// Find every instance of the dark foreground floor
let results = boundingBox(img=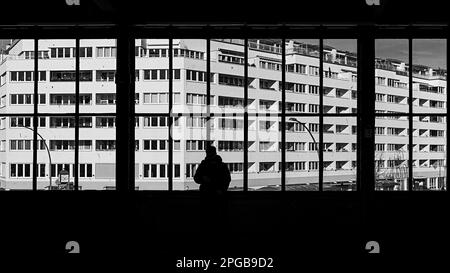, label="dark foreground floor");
[0,191,448,271]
